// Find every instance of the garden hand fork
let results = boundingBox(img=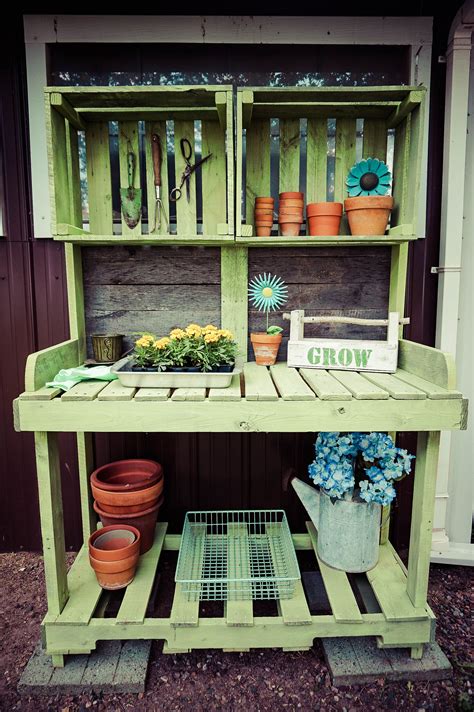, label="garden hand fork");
[151,133,168,232]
